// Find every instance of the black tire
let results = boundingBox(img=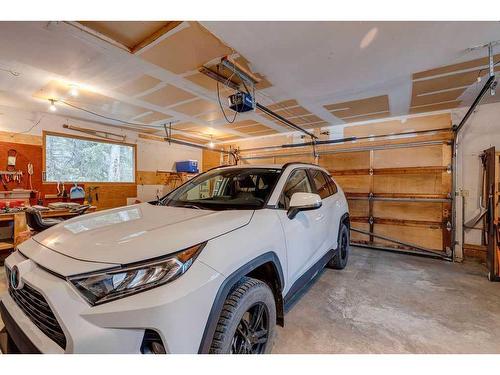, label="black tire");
[328,223,349,269]
[209,277,276,354]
